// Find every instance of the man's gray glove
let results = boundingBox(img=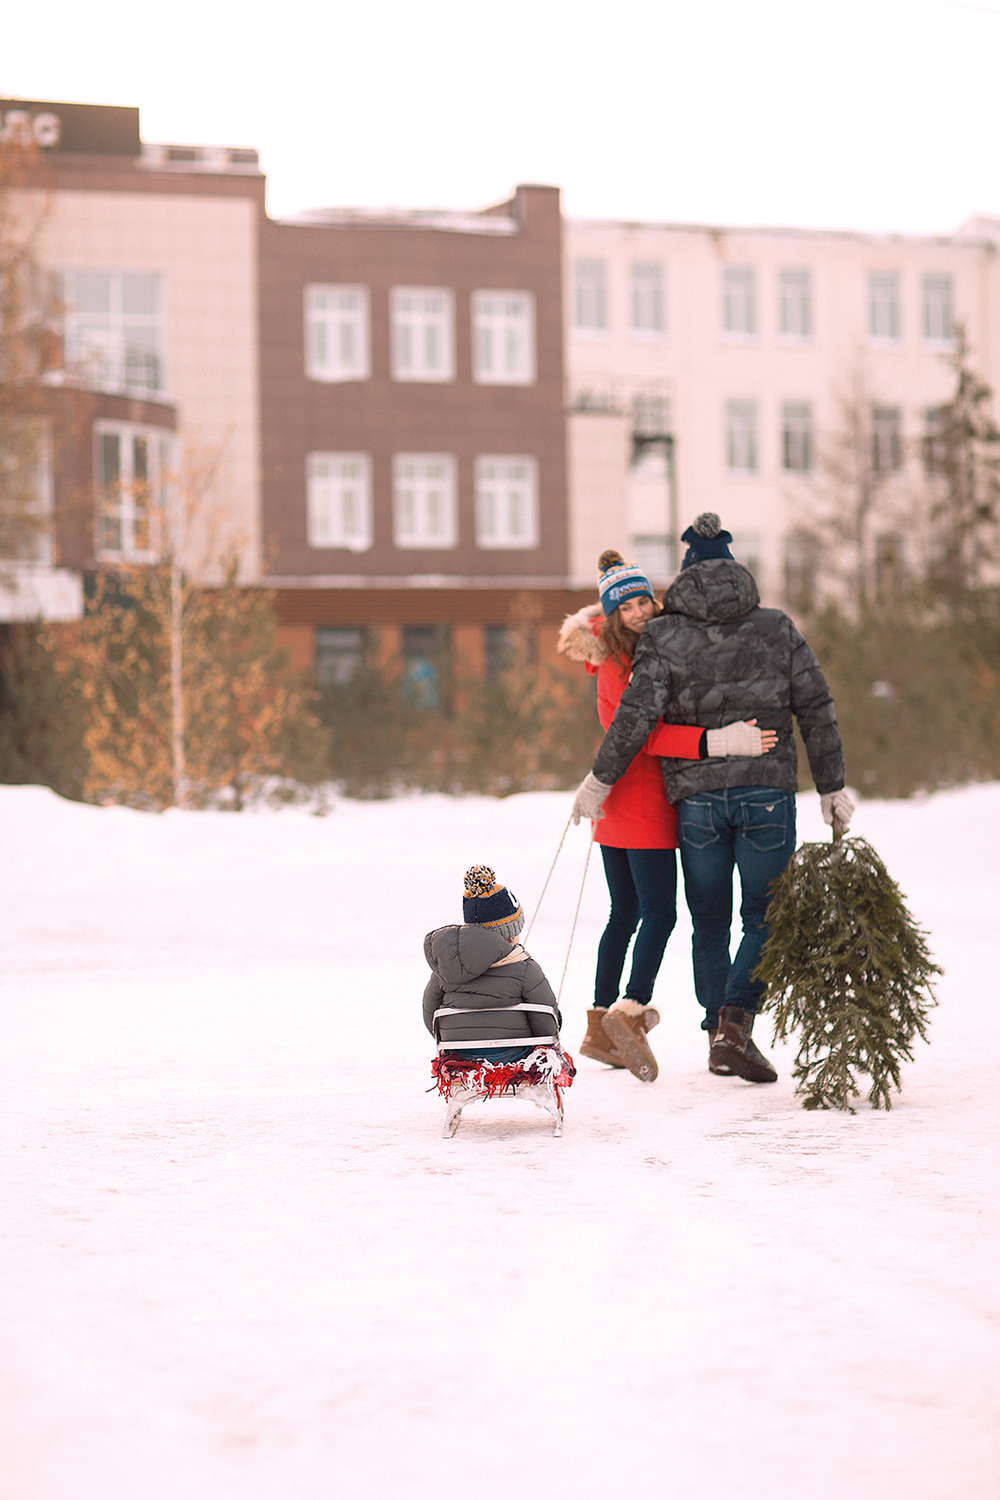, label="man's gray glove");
[820,789,856,830]
[571,772,614,825]
[706,721,764,757]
